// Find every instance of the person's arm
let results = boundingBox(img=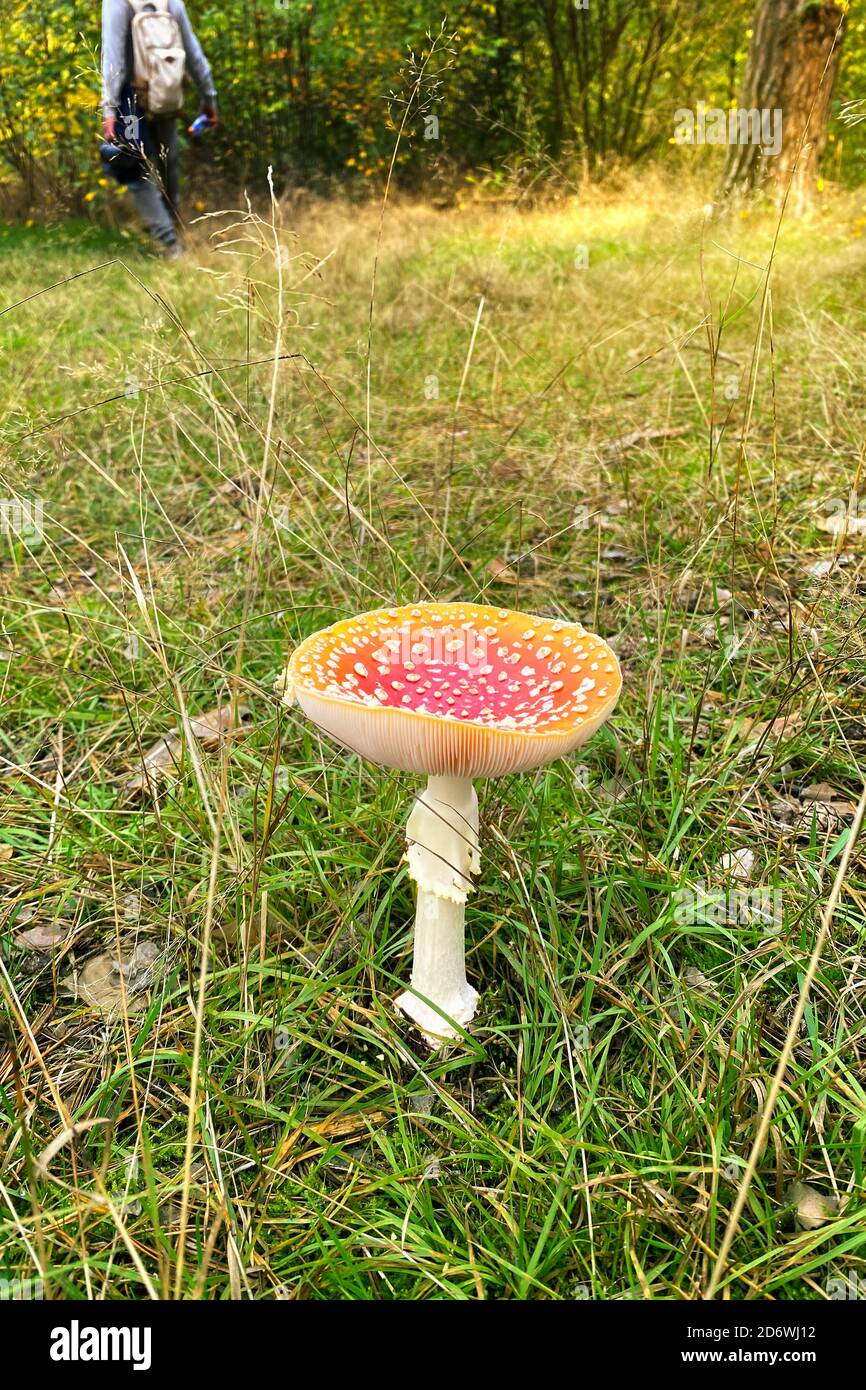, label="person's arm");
[172,1,218,119]
[101,0,131,135]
